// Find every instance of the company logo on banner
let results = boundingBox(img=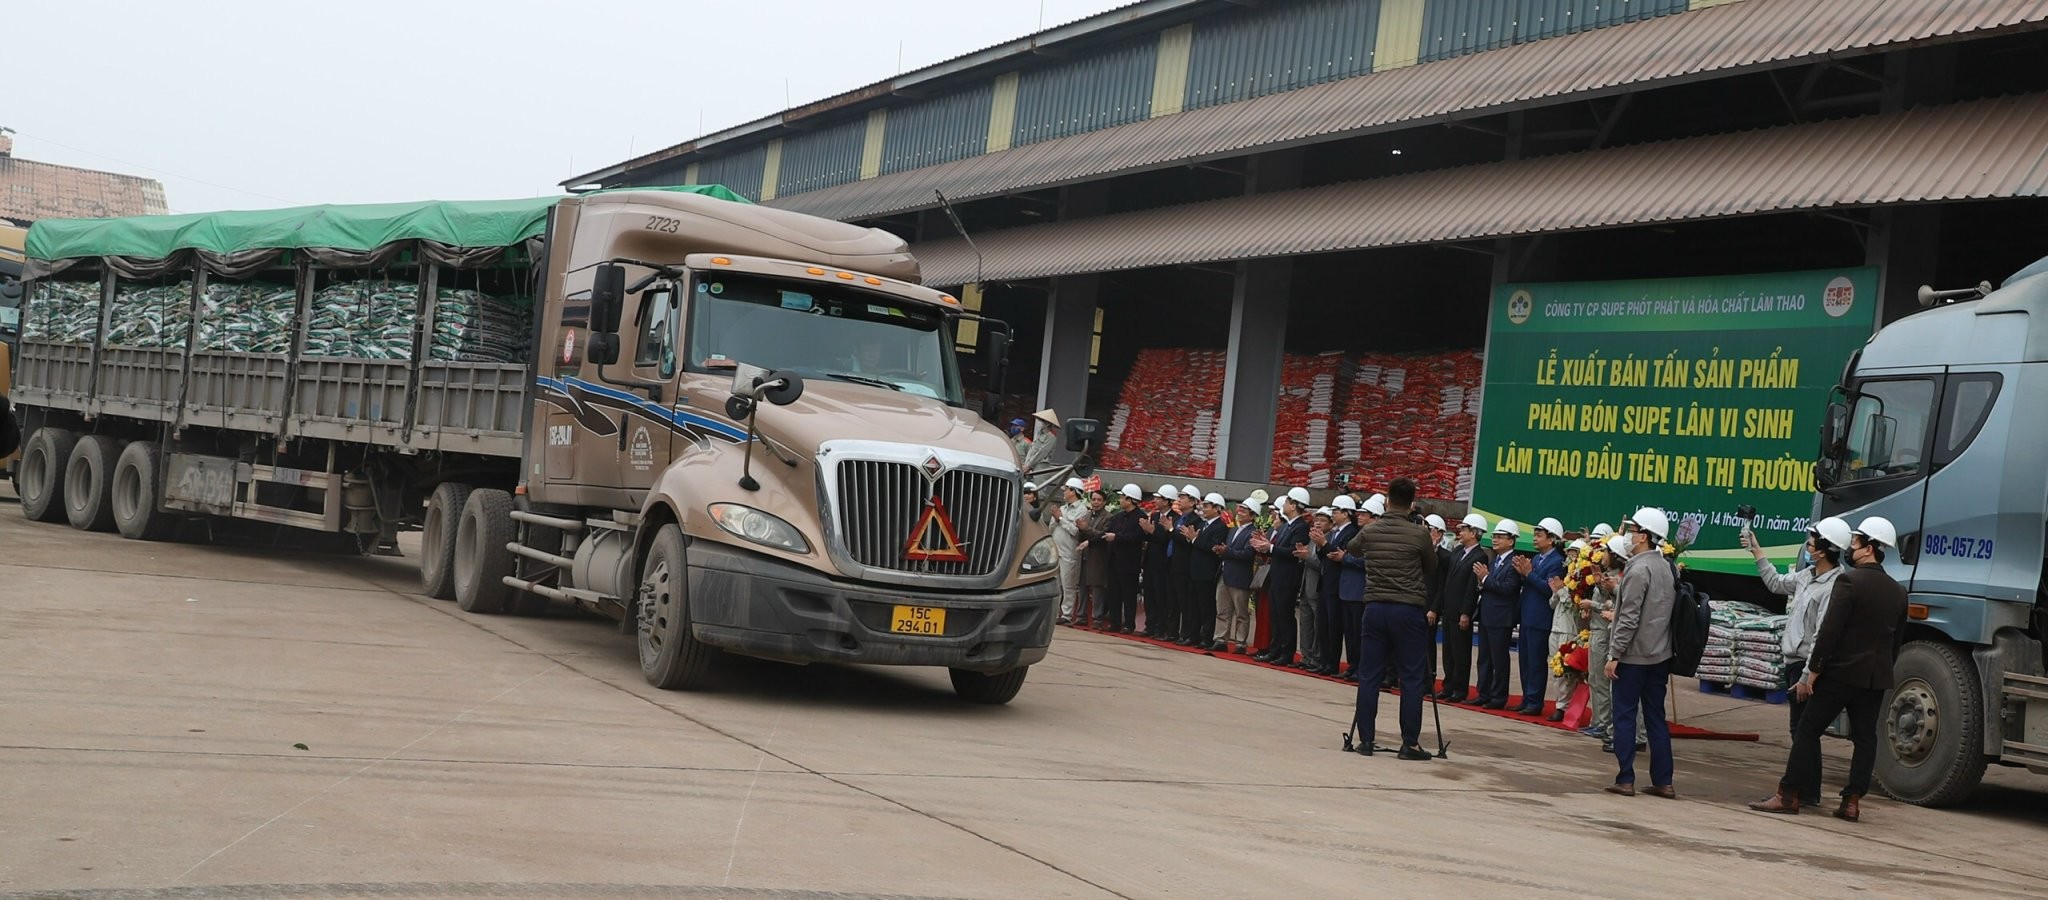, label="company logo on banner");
[1468,268,1878,575]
